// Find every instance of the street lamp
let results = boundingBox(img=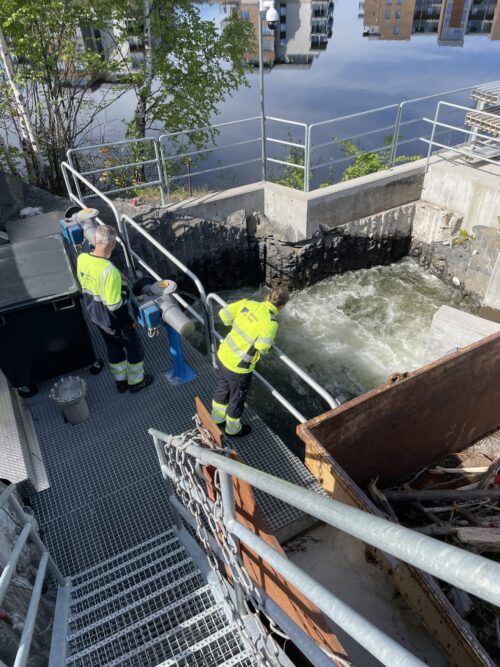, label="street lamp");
[257,0,278,181]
